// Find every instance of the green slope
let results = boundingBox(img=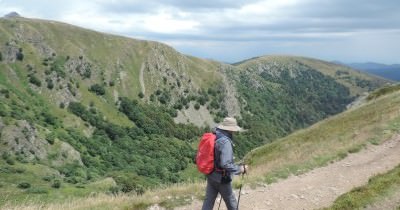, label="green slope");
[245,86,400,184]
[0,16,392,207]
[4,81,399,210]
